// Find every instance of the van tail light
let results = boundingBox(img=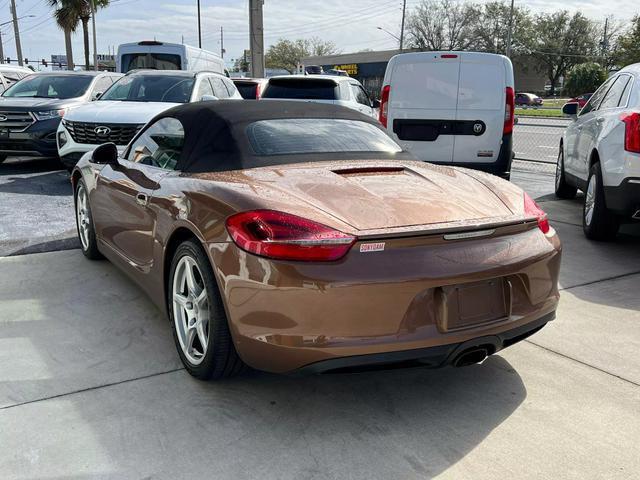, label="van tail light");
[504,86,515,135]
[620,112,640,153]
[379,84,391,128]
[523,192,550,234]
[226,210,356,262]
